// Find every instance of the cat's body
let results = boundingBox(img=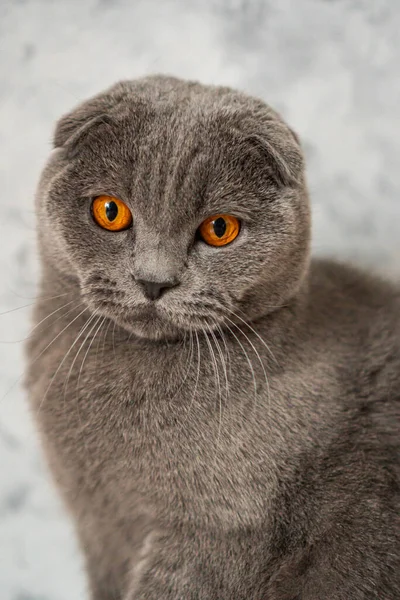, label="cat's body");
[26,76,399,599]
